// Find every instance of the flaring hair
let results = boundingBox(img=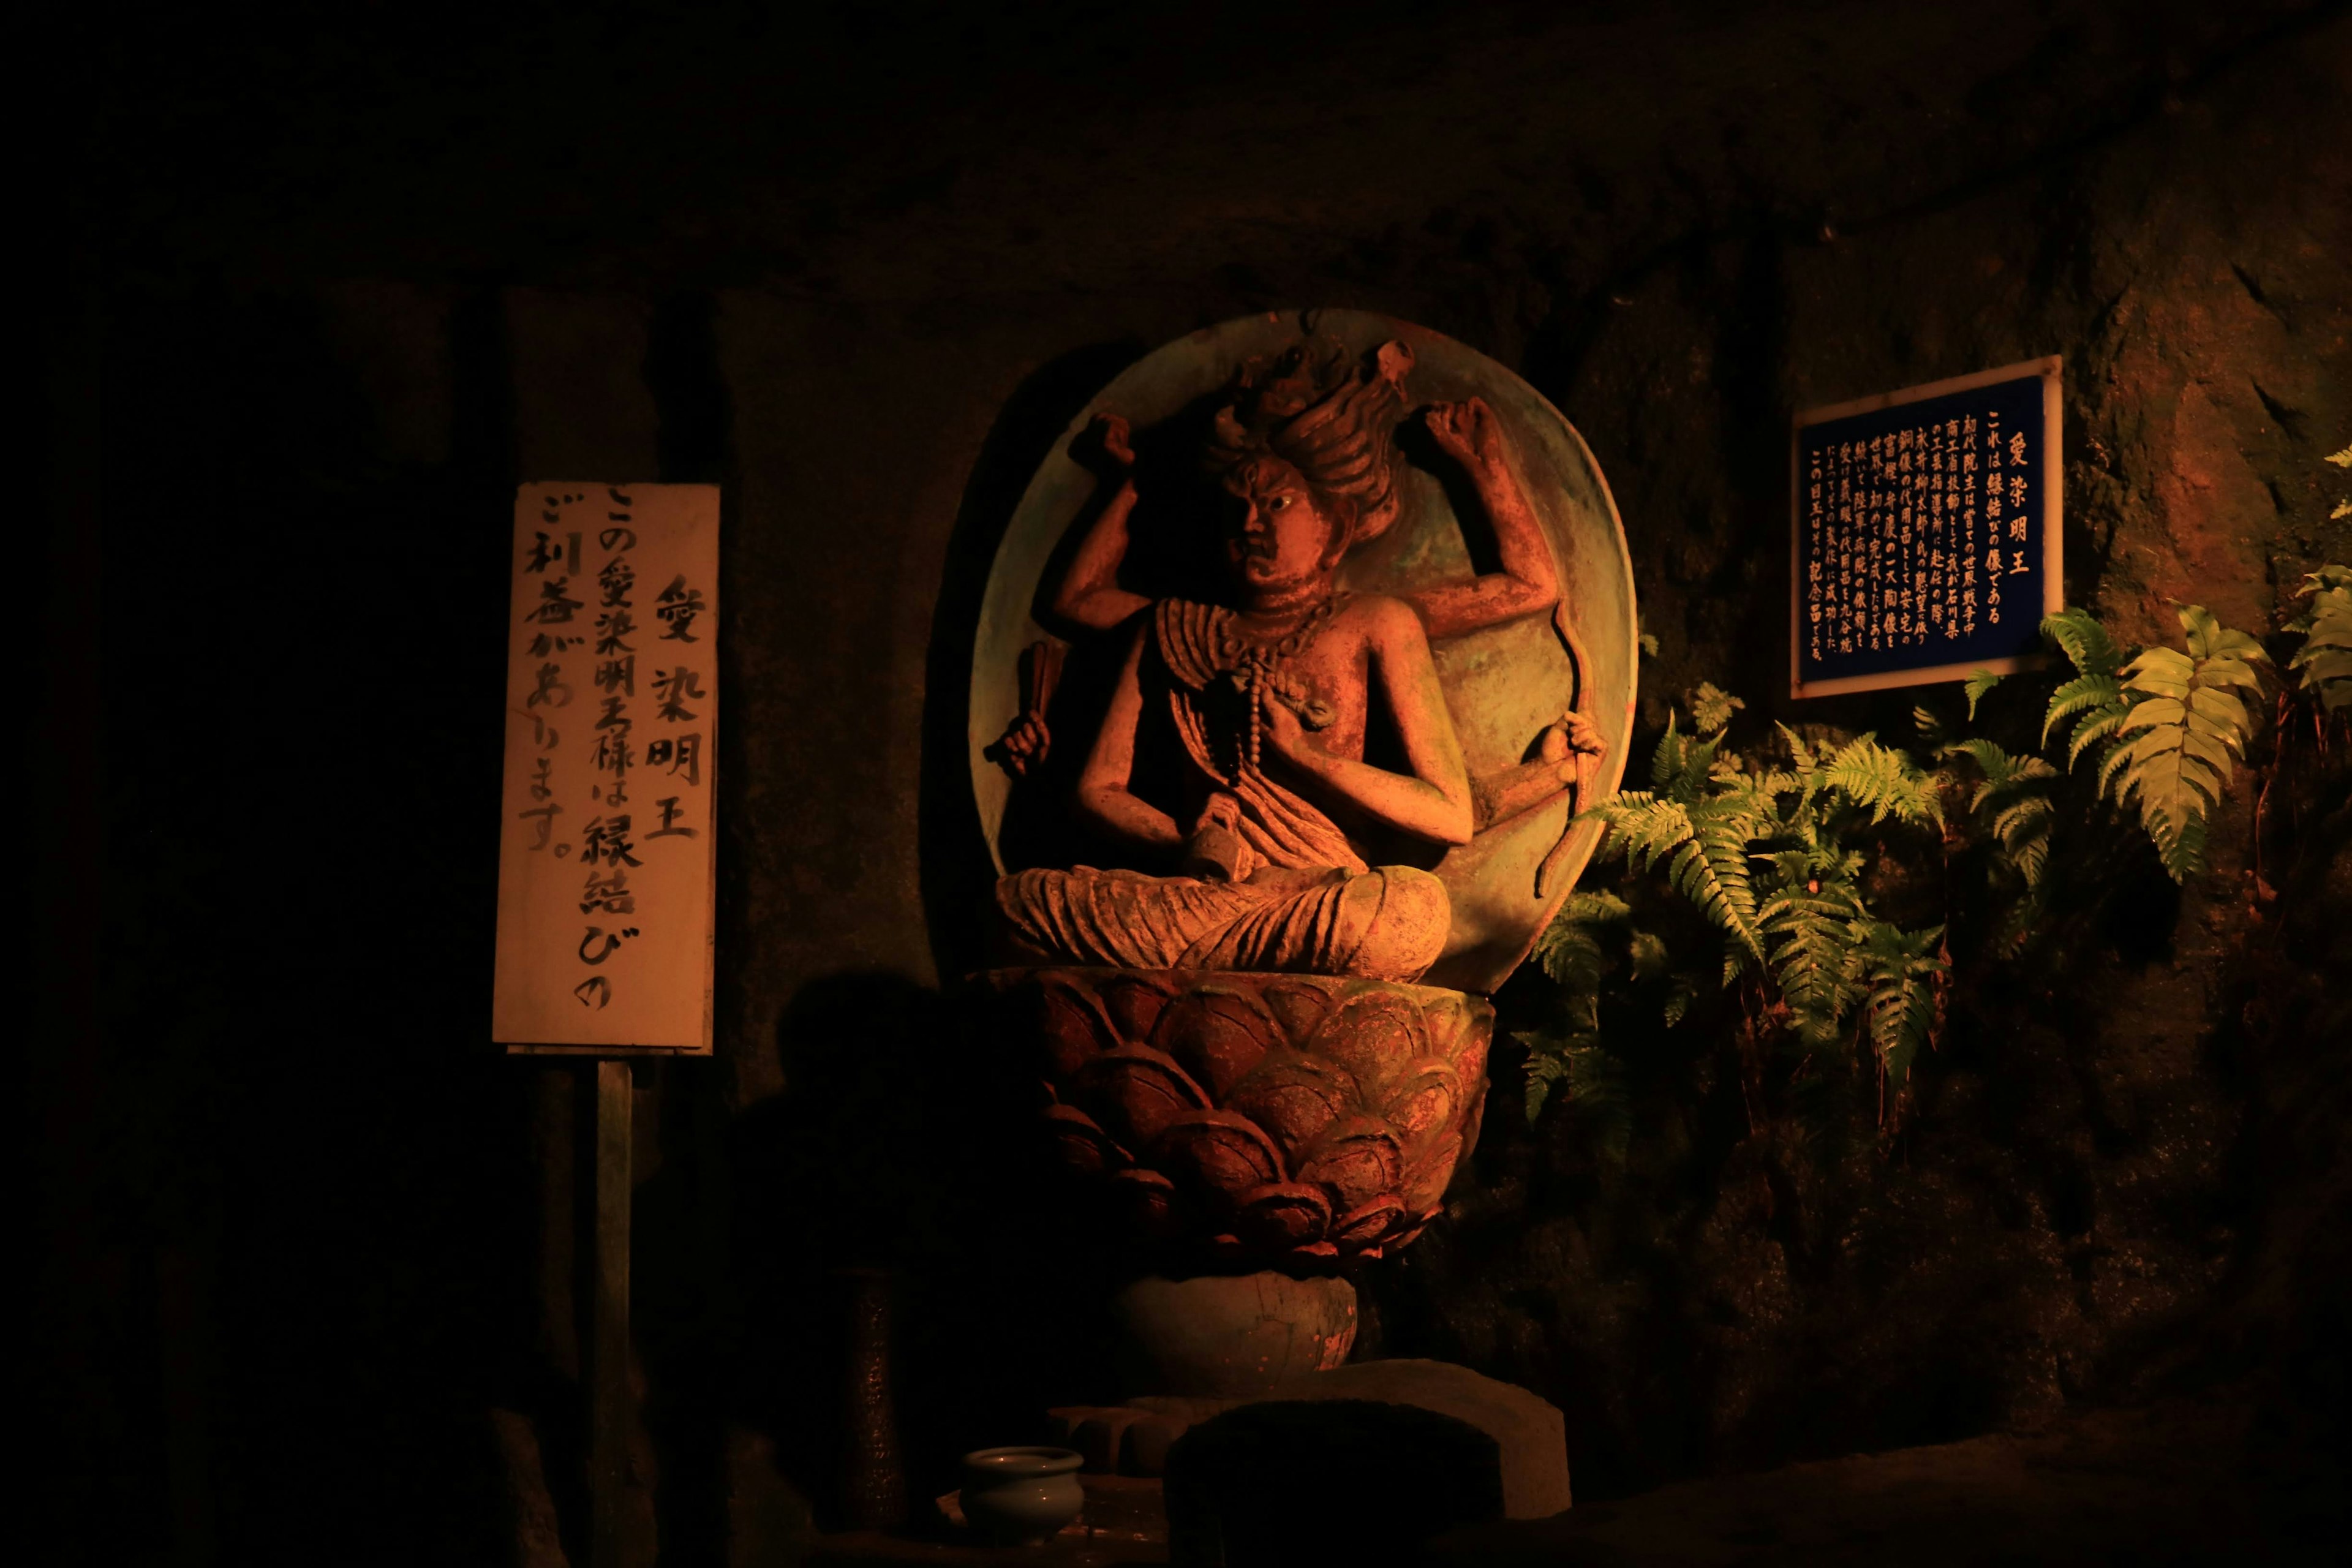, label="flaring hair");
[1203,337,1415,551]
